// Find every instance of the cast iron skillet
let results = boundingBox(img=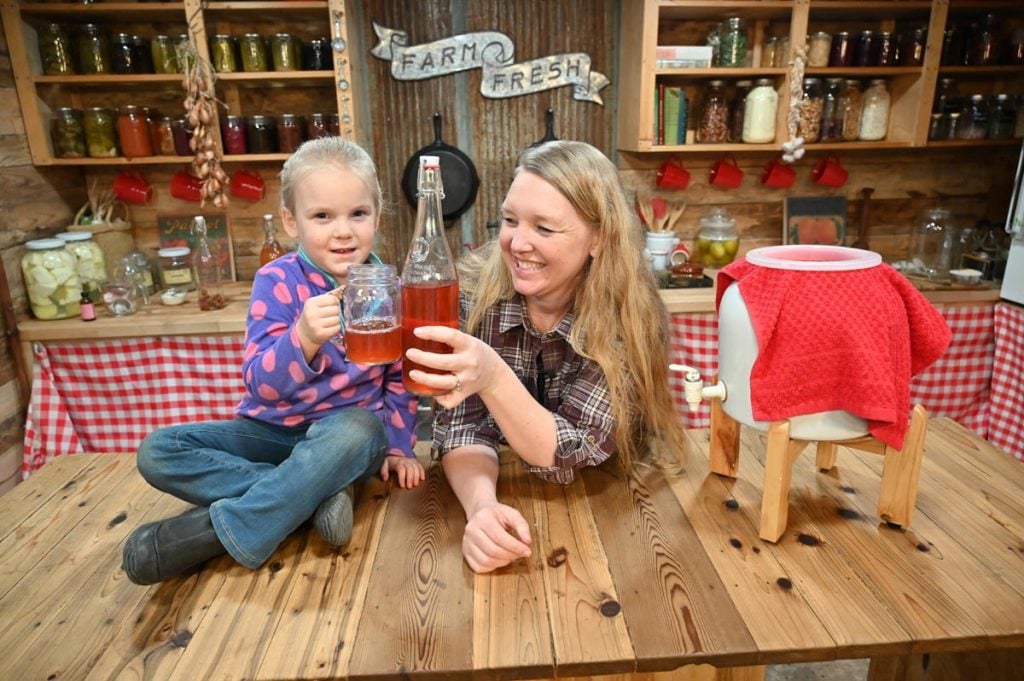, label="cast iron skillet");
[401,112,480,222]
[528,107,558,148]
